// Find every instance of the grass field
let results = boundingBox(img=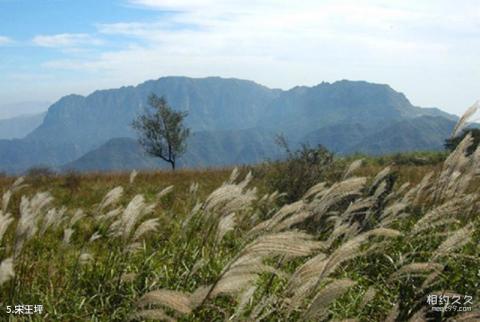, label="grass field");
[0,143,478,321]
